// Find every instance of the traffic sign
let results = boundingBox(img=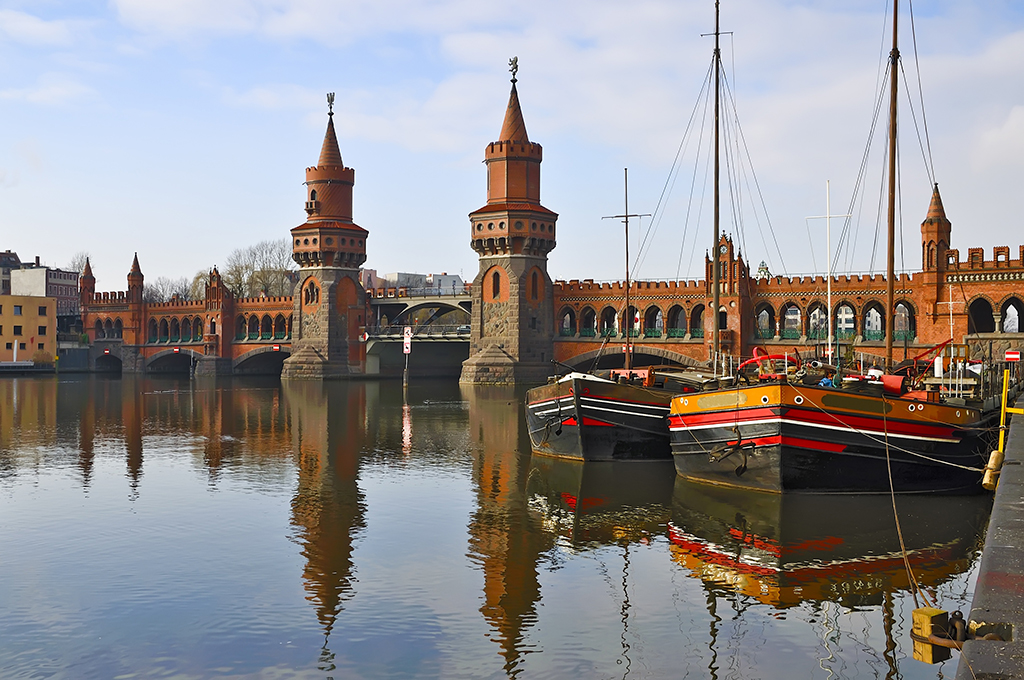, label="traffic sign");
[1006,350,1020,362]
[403,337,411,354]
[403,326,413,339]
